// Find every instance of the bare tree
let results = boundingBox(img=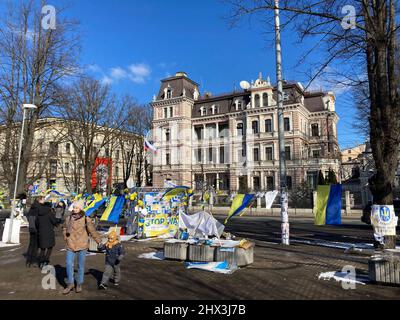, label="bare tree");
[226,0,399,206]
[59,77,126,194]
[118,101,153,187]
[0,0,79,196]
